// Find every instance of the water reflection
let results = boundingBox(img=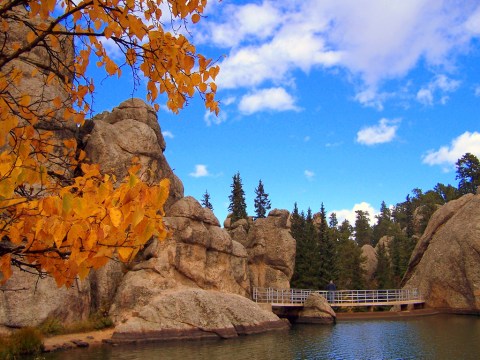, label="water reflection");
[39,315,480,360]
